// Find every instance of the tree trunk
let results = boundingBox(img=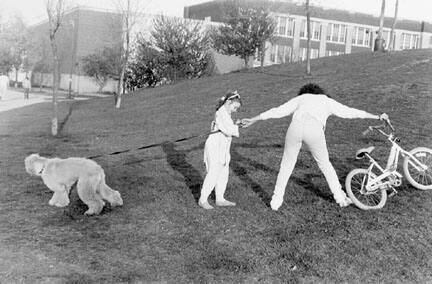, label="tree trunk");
[51,46,59,136]
[244,57,249,69]
[375,0,386,52]
[260,42,265,68]
[388,0,398,51]
[15,70,18,88]
[51,69,58,136]
[115,69,124,108]
[39,73,43,92]
[306,0,311,75]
